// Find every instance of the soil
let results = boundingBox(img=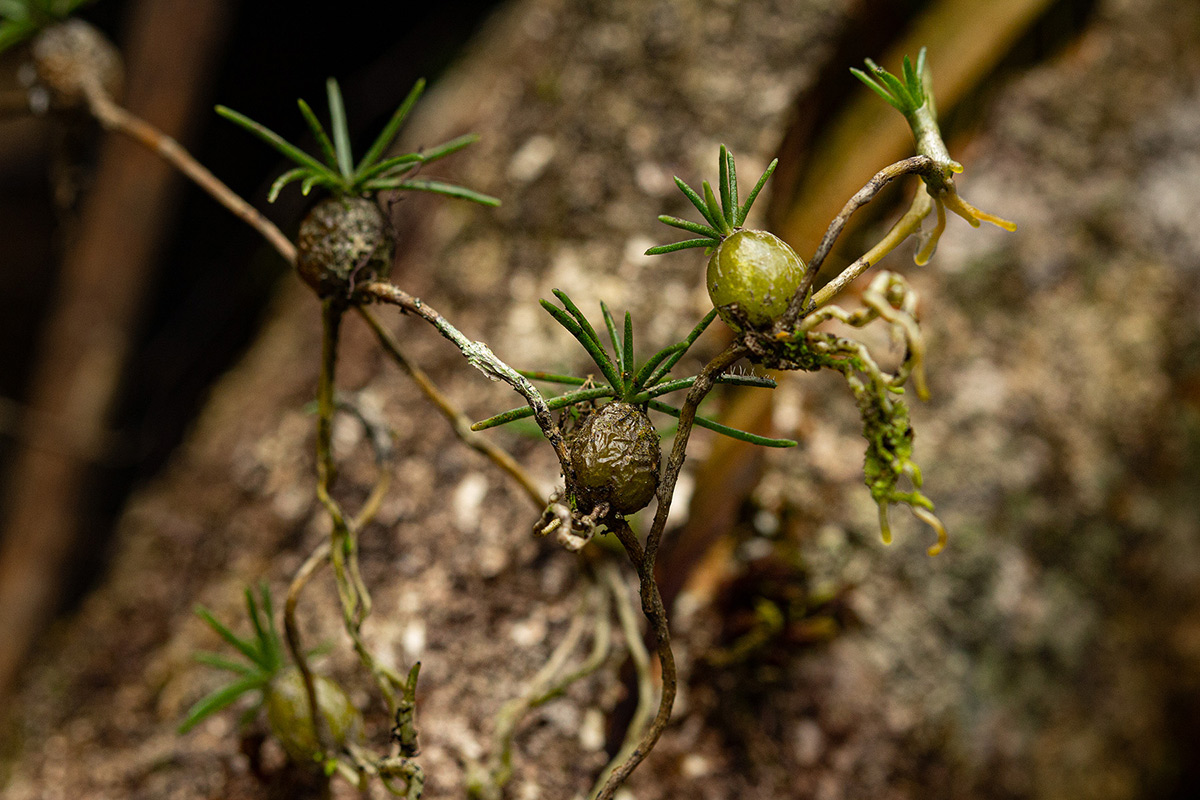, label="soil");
[5,0,1200,798]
